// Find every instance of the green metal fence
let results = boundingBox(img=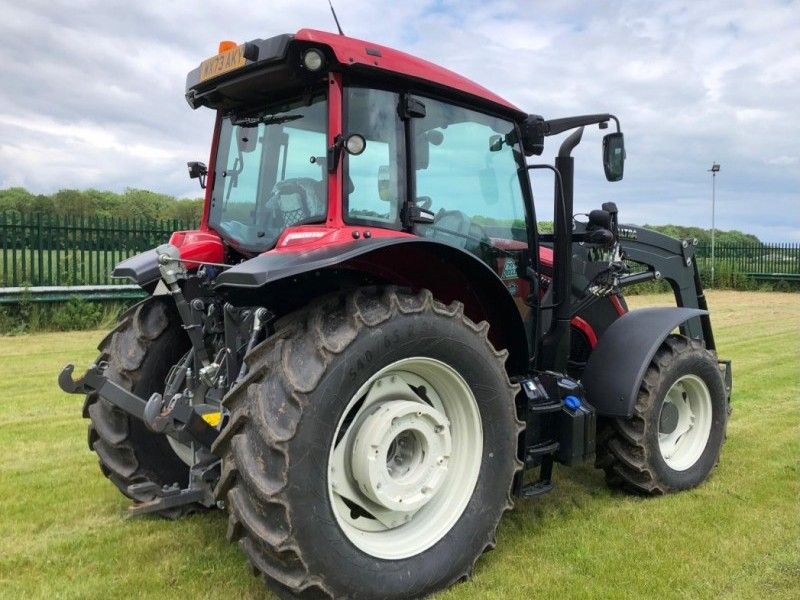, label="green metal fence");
[695,243,800,280]
[0,211,798,289]
[0,212,196,287]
